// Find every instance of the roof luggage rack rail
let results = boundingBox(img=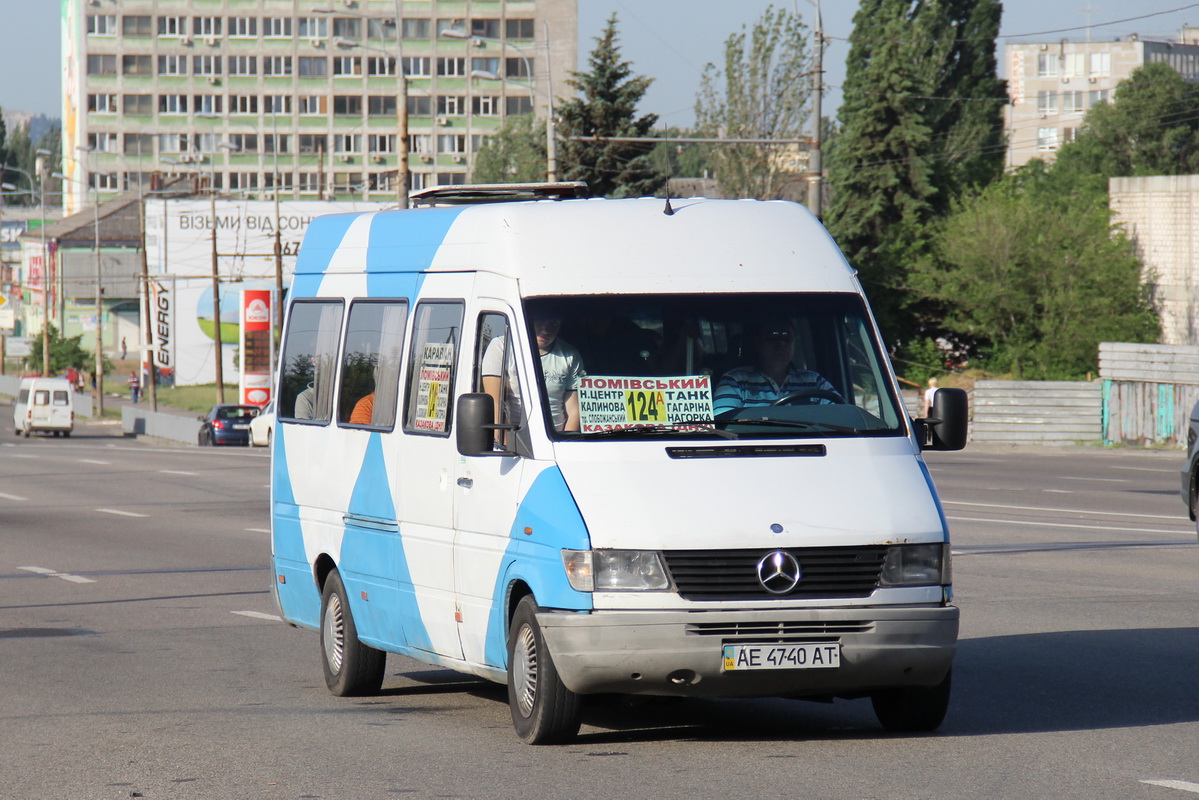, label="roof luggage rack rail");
[409,181,590,206]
